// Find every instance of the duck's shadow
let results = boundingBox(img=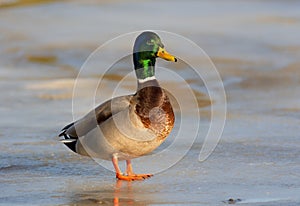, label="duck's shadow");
[67,180,155,206]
